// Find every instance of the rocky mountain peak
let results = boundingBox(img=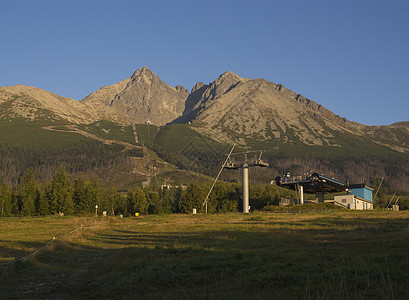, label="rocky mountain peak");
[175,84,187,92]
[191,82,207,94]
[130,66,159,84]
[218,71,242,81]
[199,71,244,104]
[219,71,243,85]
[81,67,189,126]
[132,66,153,76]
[175,85,189,99]
[171,72,246,124]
